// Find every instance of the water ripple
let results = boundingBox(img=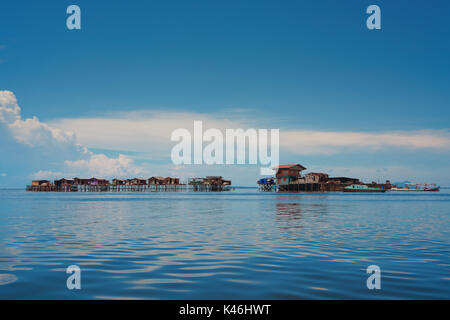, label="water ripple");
[0,189,449,299]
